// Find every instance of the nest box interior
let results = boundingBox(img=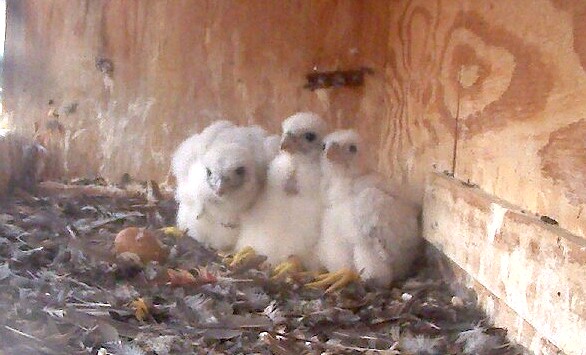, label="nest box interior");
[0,1,585,354]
